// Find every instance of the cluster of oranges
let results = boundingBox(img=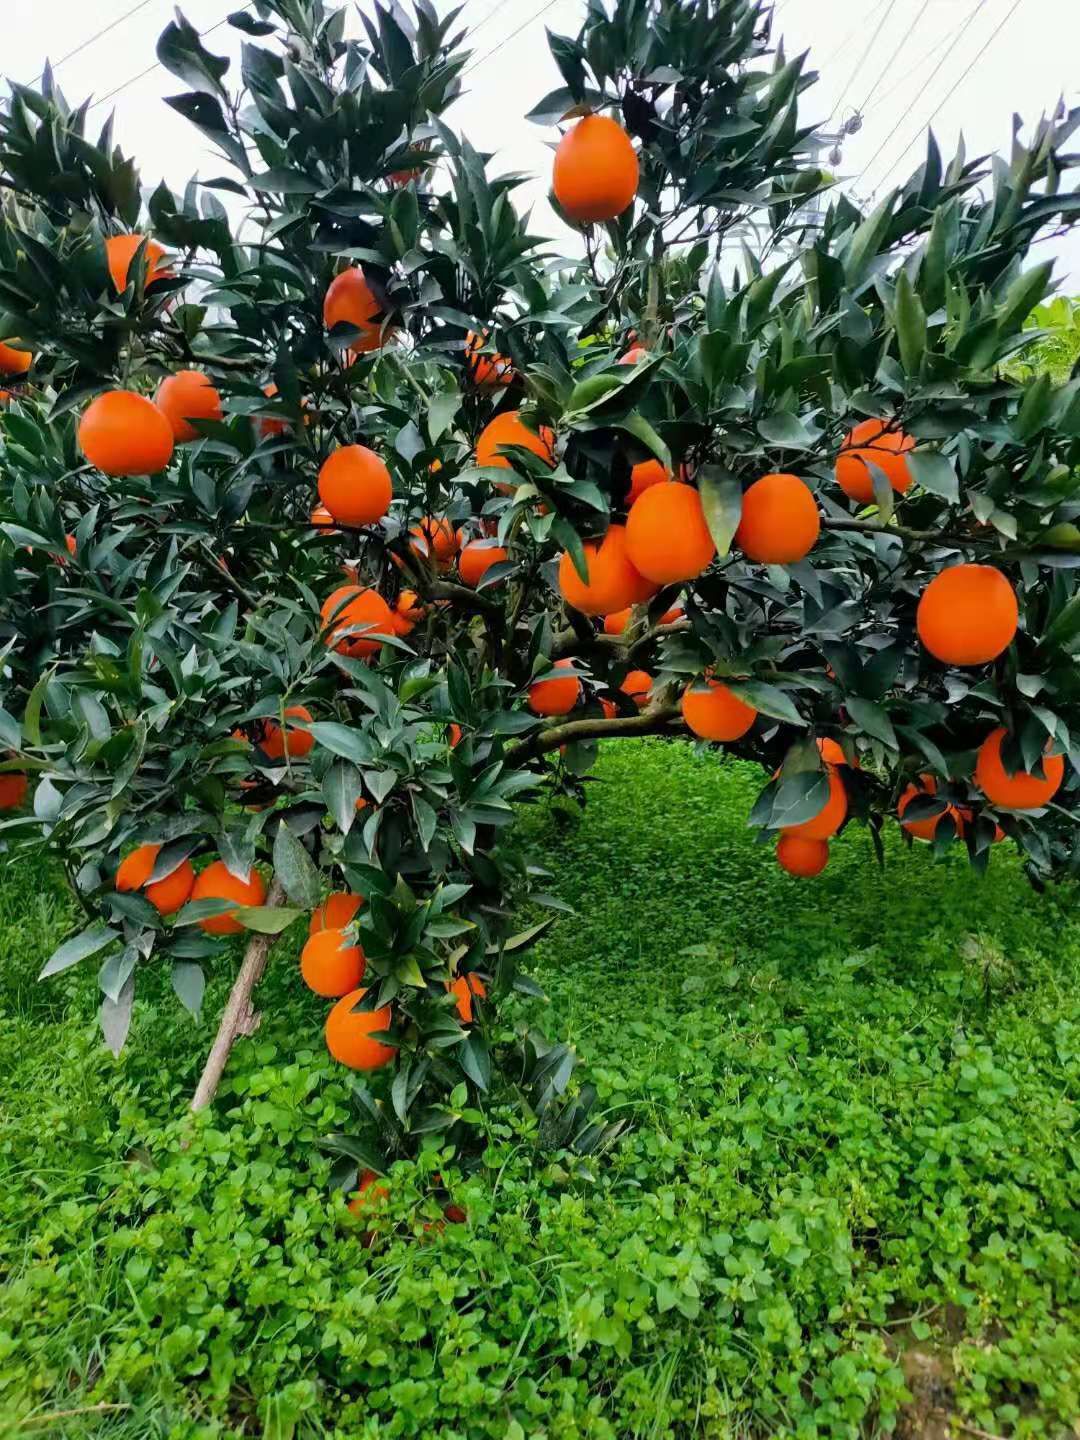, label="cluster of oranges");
[116,844,266,927]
